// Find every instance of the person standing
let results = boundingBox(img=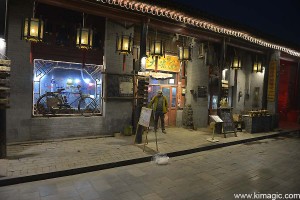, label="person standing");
[148,90,168,133]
